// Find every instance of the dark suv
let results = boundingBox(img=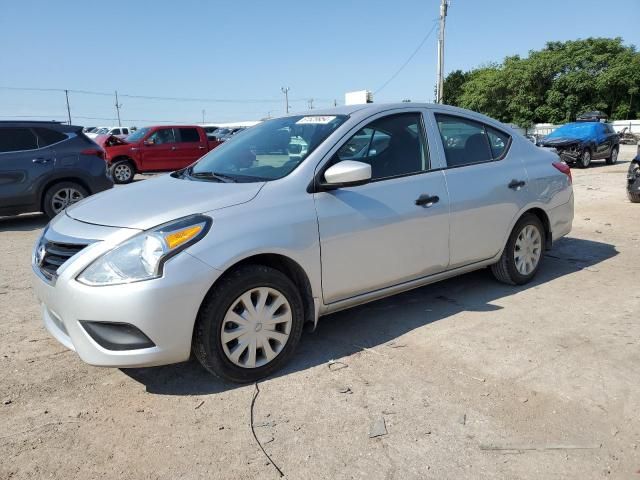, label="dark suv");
[0,121,113,218]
